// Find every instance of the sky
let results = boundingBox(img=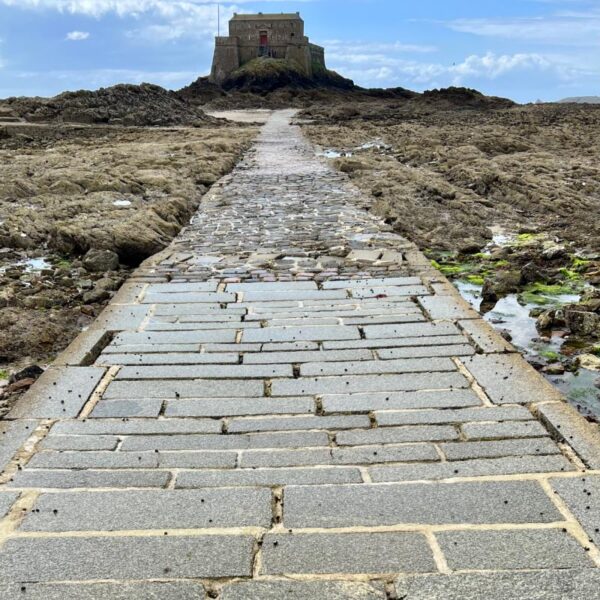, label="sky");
[0,0,598,102]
